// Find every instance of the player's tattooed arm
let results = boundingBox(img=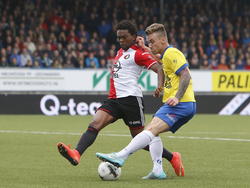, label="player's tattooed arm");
[175,67,191,100]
